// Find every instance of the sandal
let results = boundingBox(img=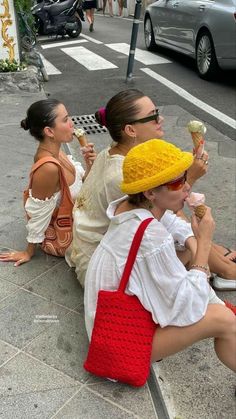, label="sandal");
[223,248,236,263]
